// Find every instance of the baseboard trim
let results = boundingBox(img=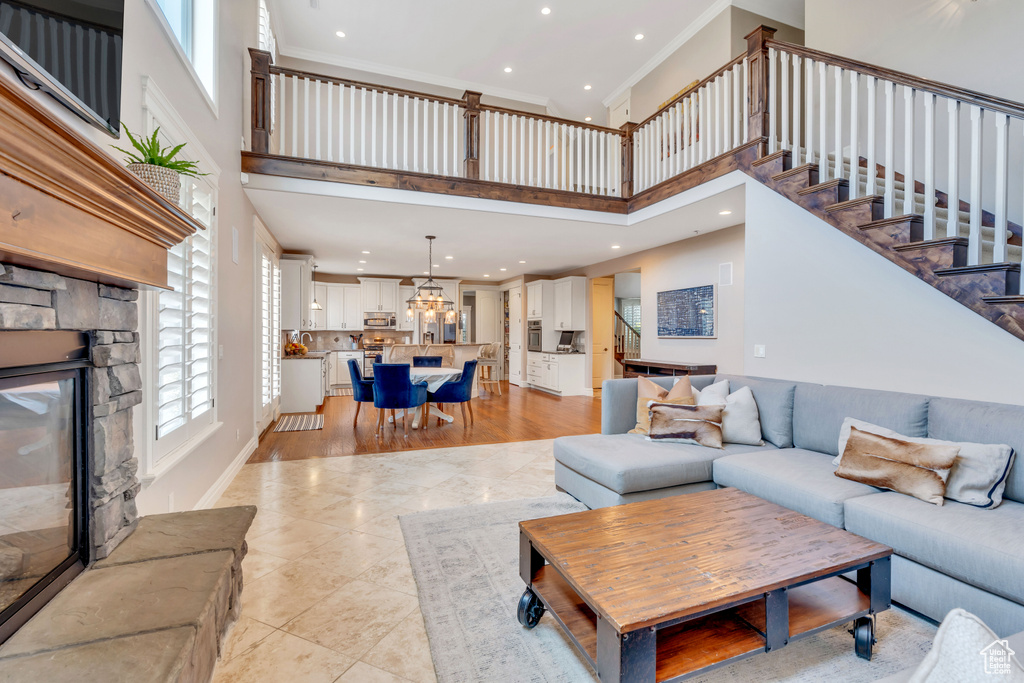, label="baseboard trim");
[194,434,258,510]
[581,388,594,397]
